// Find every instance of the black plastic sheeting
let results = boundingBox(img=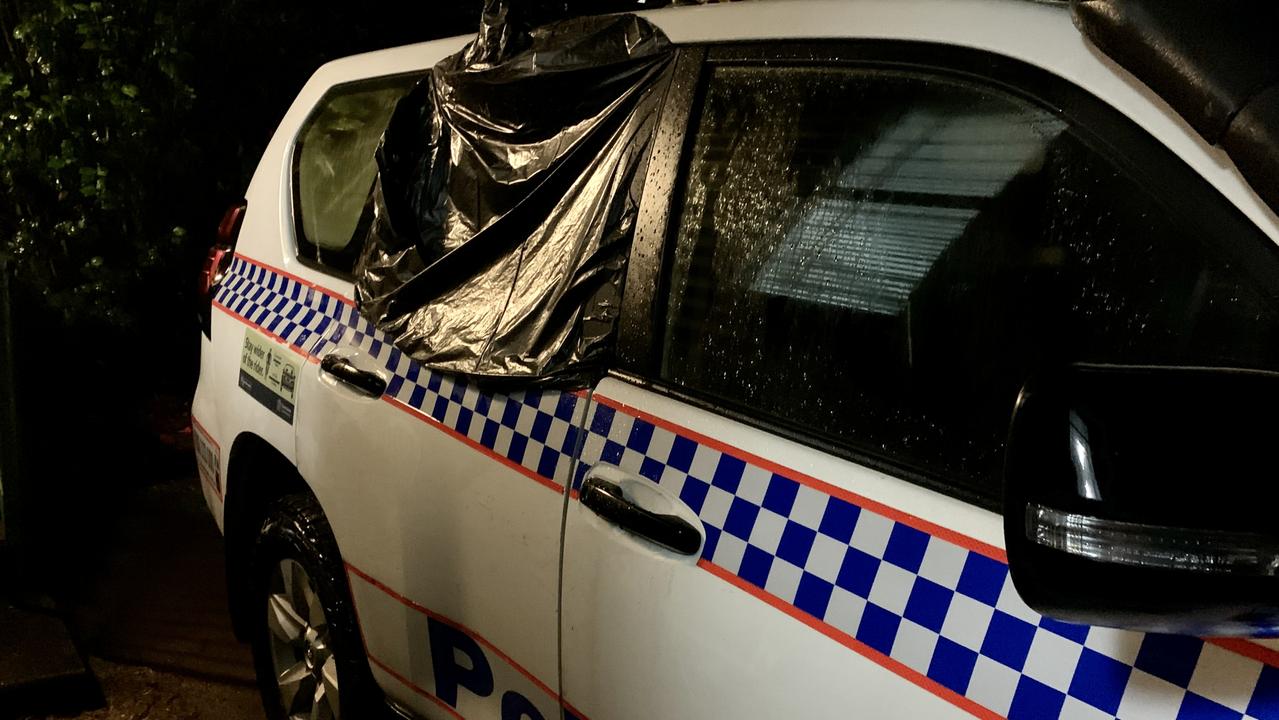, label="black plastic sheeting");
[1072,0,1279,213]
[354,6,675,385]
